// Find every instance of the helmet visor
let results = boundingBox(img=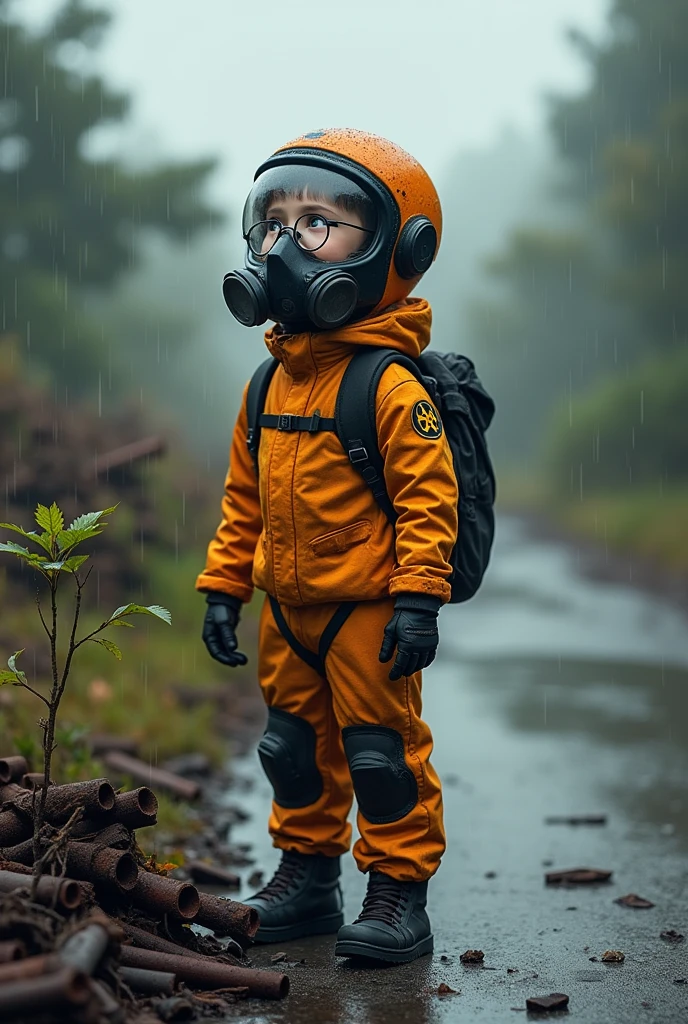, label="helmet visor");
[243,164,377,262]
